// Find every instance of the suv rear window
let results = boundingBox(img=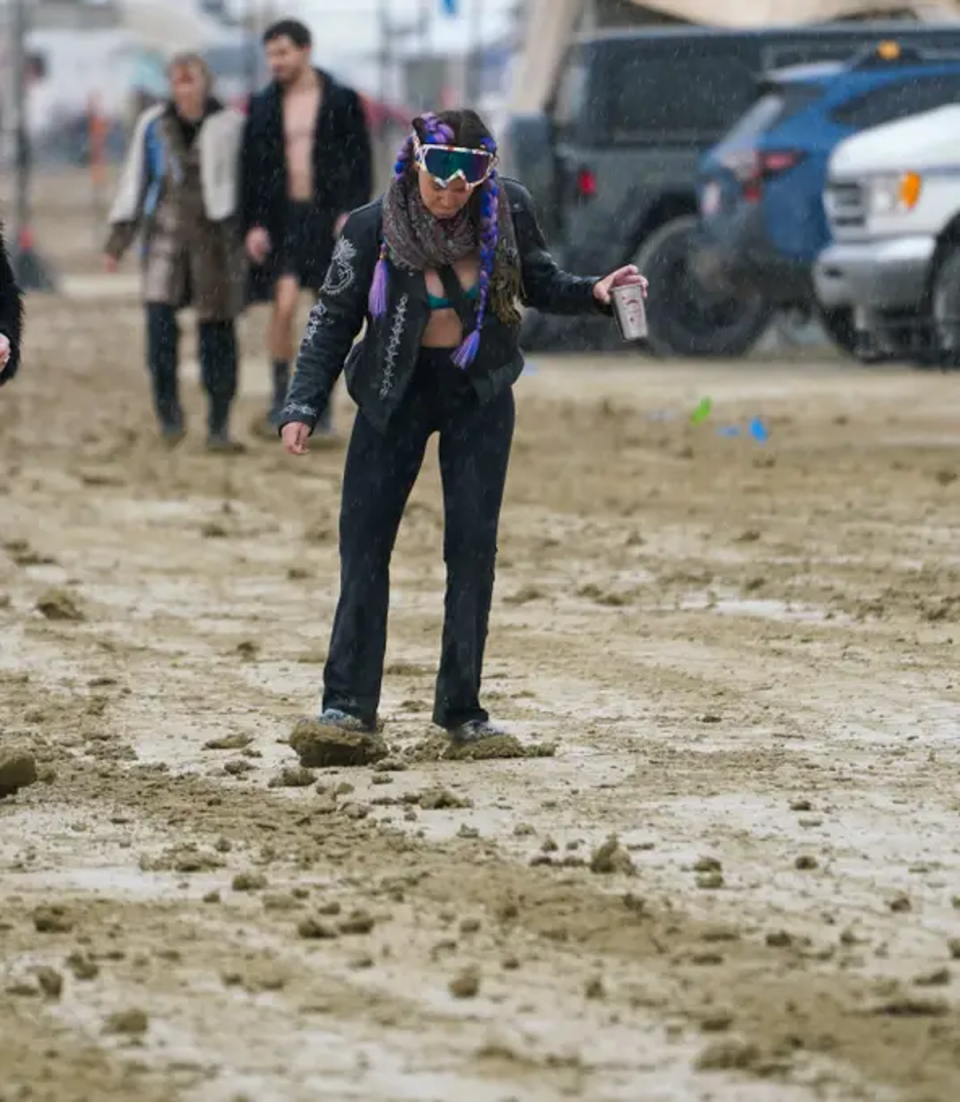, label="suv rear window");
[719,83,821,146]
[721,93,785,146]
[603,50,757,144]
[829,72,960,127]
